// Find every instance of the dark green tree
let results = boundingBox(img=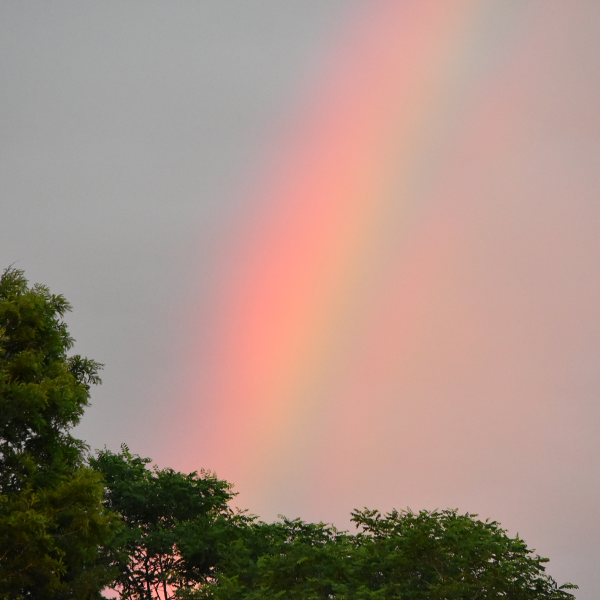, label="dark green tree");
[348,508,578,600]
[198,517,352,600]
[199,509,577,600]
[0,267,118,599]
[91,446,237,600]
